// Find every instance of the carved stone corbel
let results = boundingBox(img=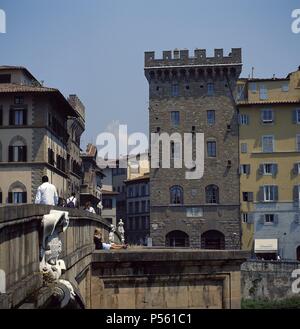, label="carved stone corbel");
[39,209,76,308]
